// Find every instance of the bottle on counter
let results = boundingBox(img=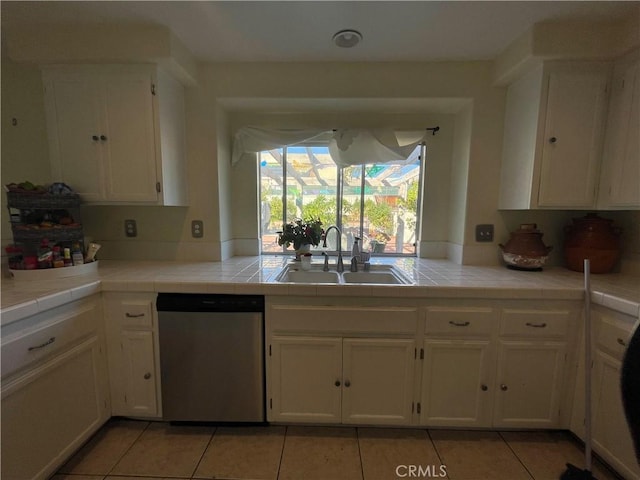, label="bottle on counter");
[52,246,64,268]
[63,247,73,267]
[37,238,53,269]
[352,236,361,258]
[71,242,84,266]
